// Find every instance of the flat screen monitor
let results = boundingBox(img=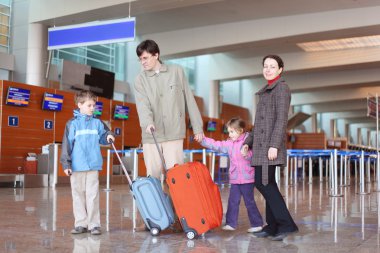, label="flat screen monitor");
[6,87,31,106]
[223,124,229,134]
[94,101,103,117]
[207,121,216,132]
[114,105,129,120]
[42,92,64,111]
[84,67,115,99]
